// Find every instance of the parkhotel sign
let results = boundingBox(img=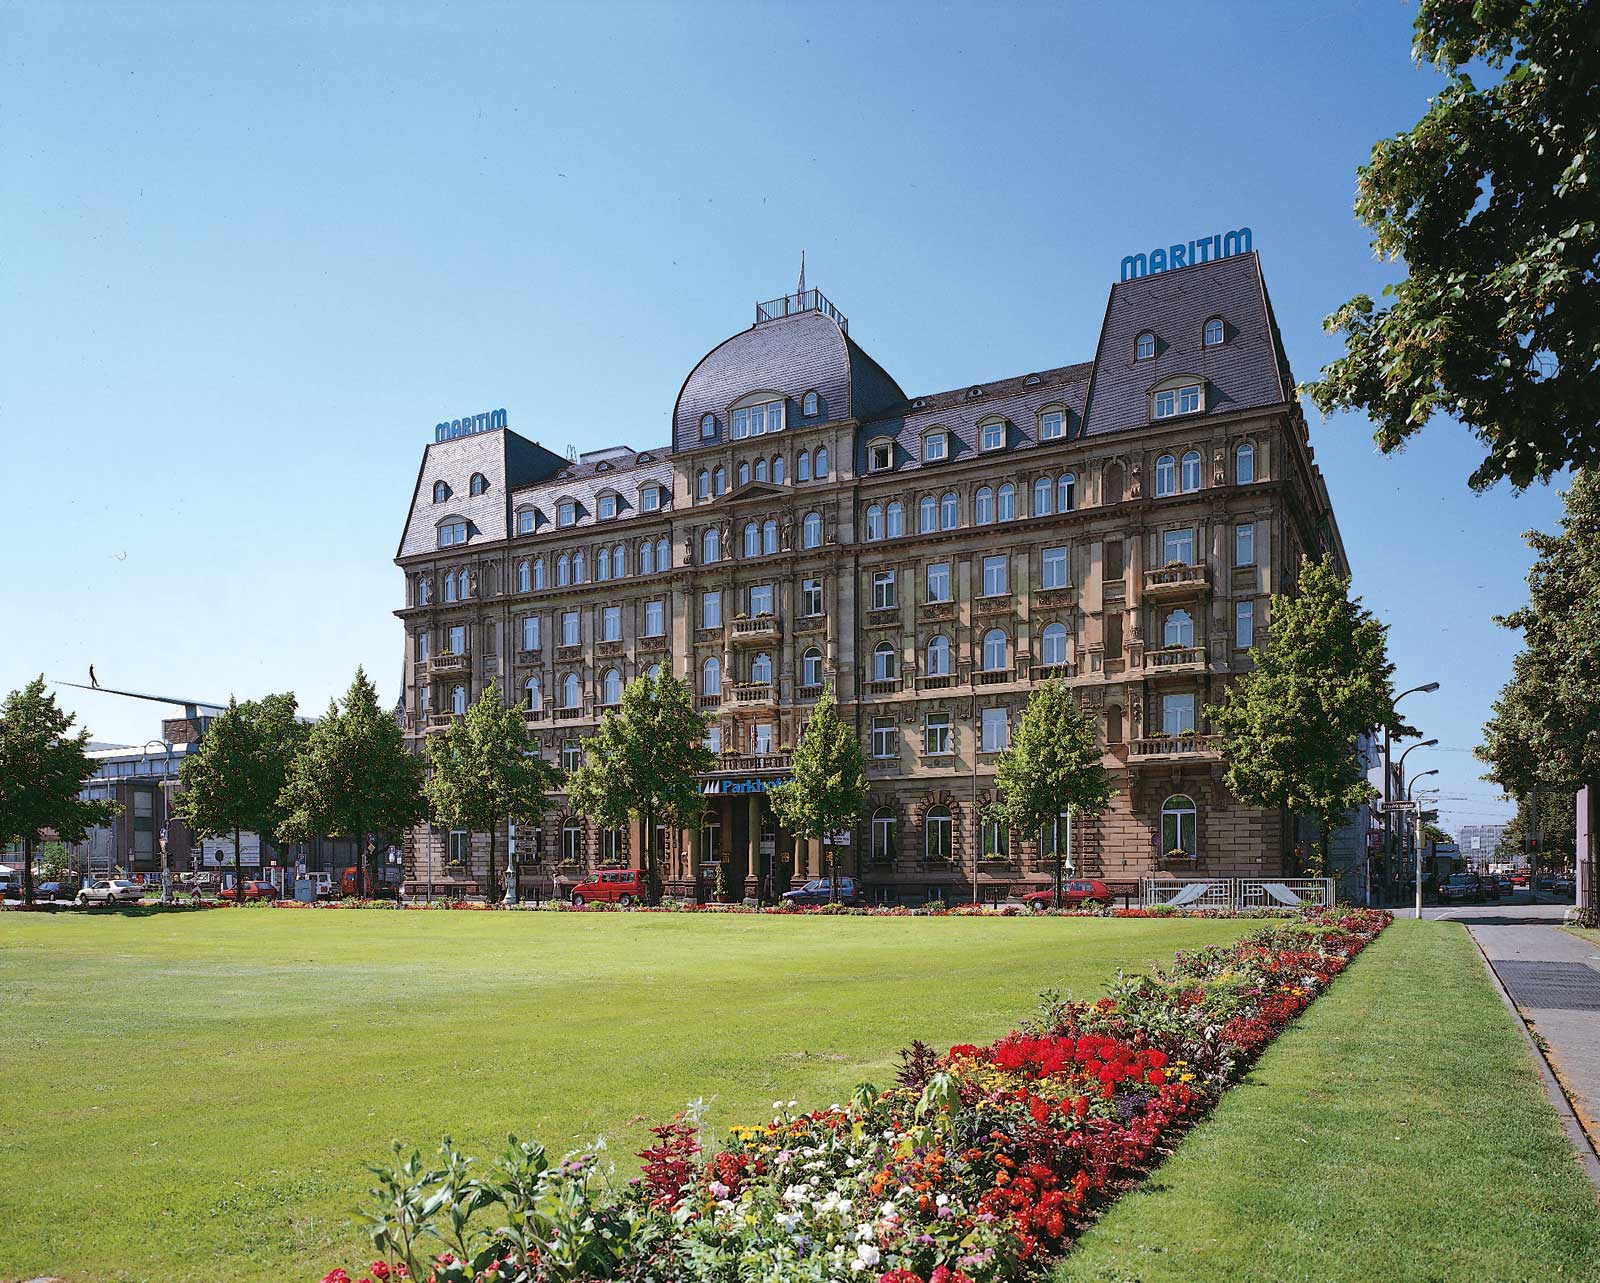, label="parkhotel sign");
[1121,226,1253,281]
[434,407,508,443]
